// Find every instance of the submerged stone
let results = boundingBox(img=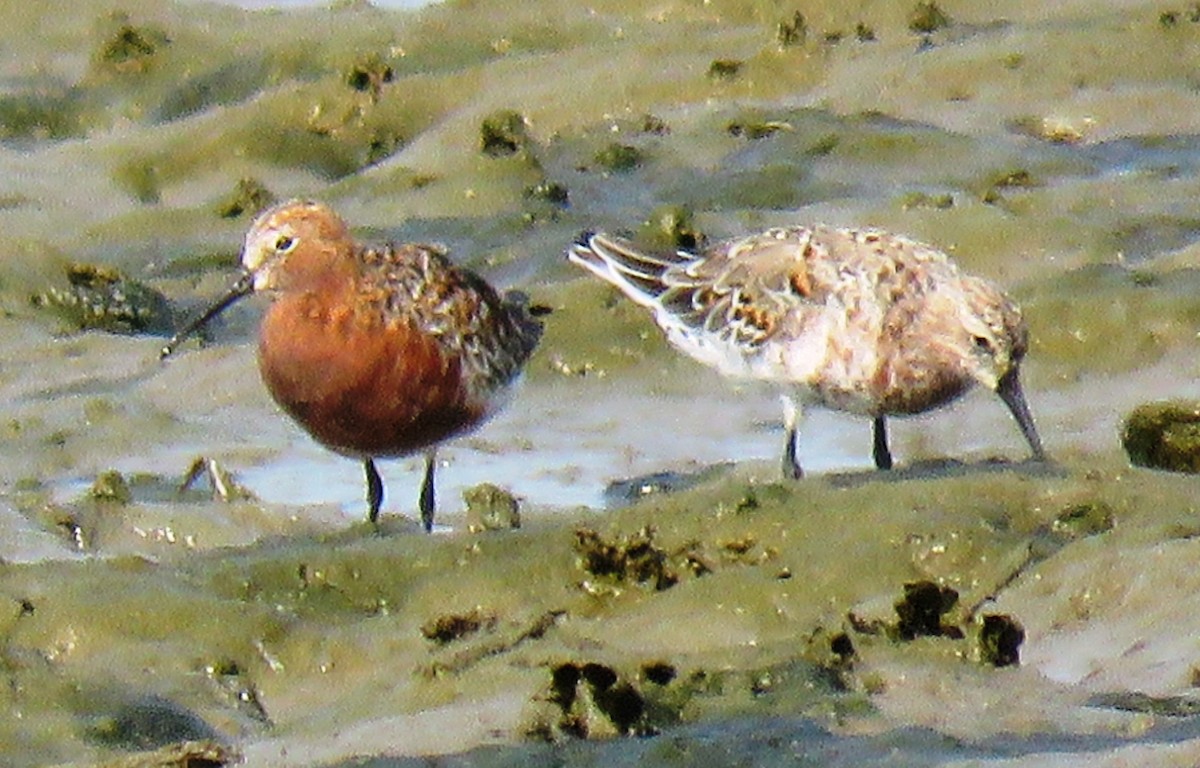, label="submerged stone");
[31,263,174,335]
[1088,691,1200,716]
[84,695,221,751]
